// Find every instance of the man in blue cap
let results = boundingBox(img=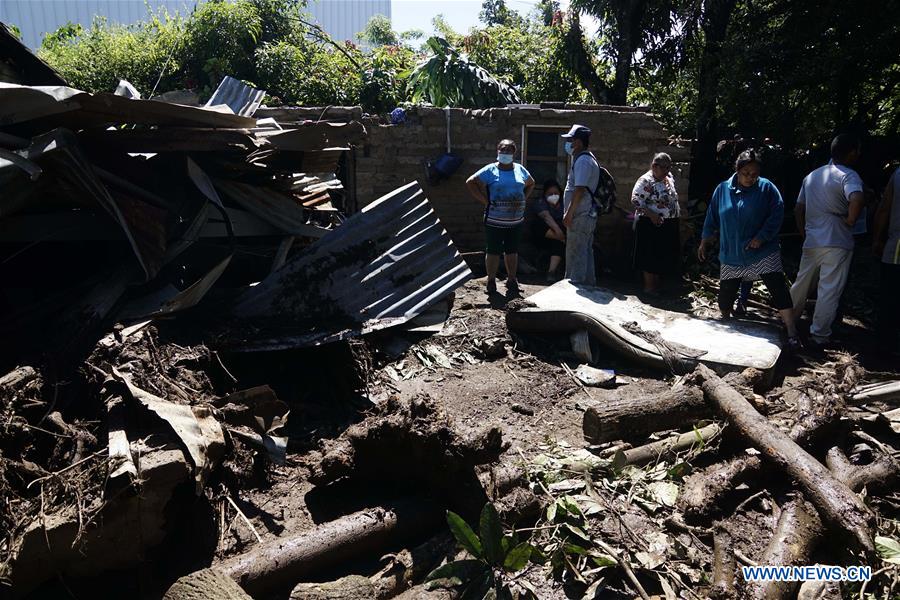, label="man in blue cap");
[561,124,601,285]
